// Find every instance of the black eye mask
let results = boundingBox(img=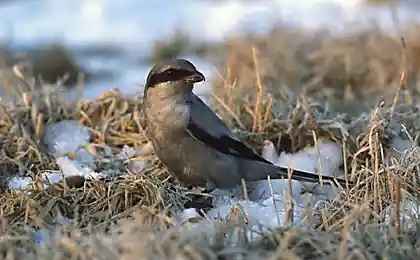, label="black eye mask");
[146,68,195,88]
